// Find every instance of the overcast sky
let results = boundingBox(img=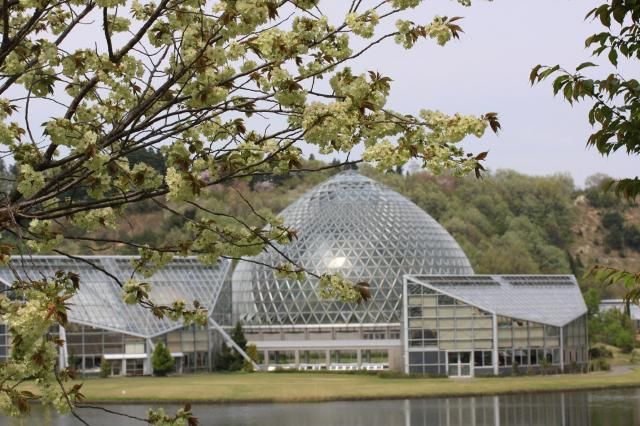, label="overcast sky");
[11,1,636,187]
[338,0,637,186]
